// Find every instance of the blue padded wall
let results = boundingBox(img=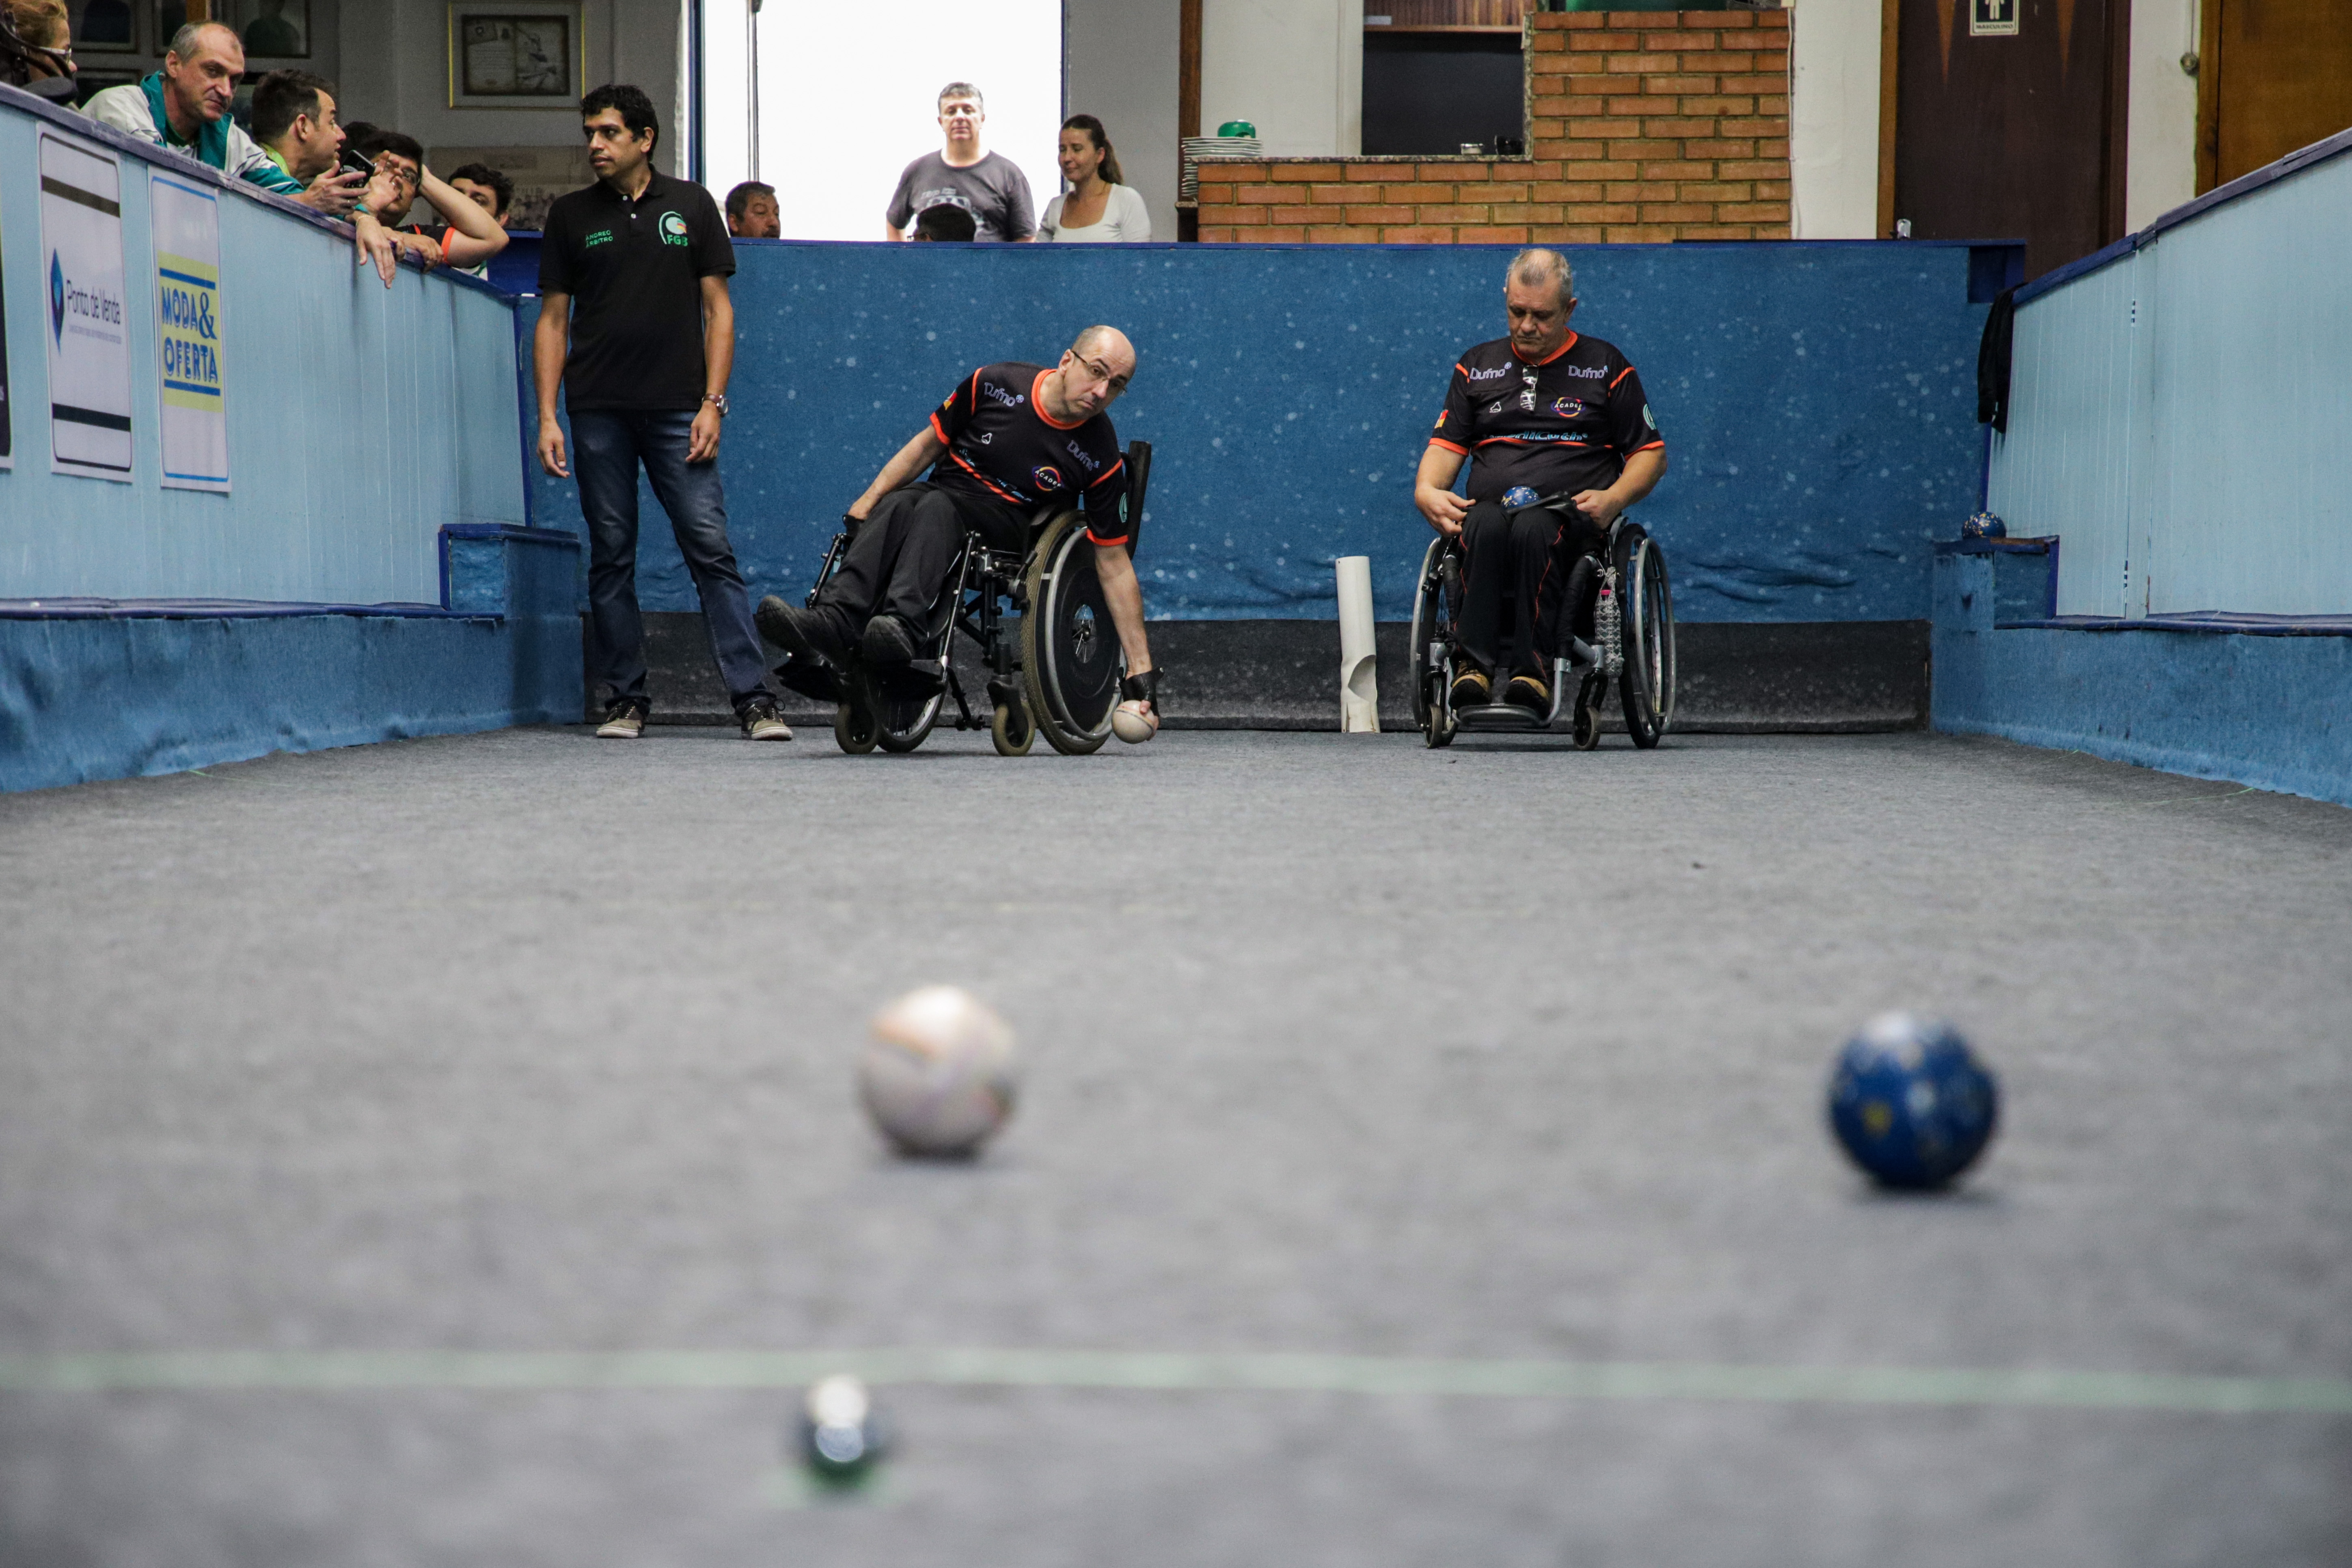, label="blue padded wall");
[523,240,1990,624]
